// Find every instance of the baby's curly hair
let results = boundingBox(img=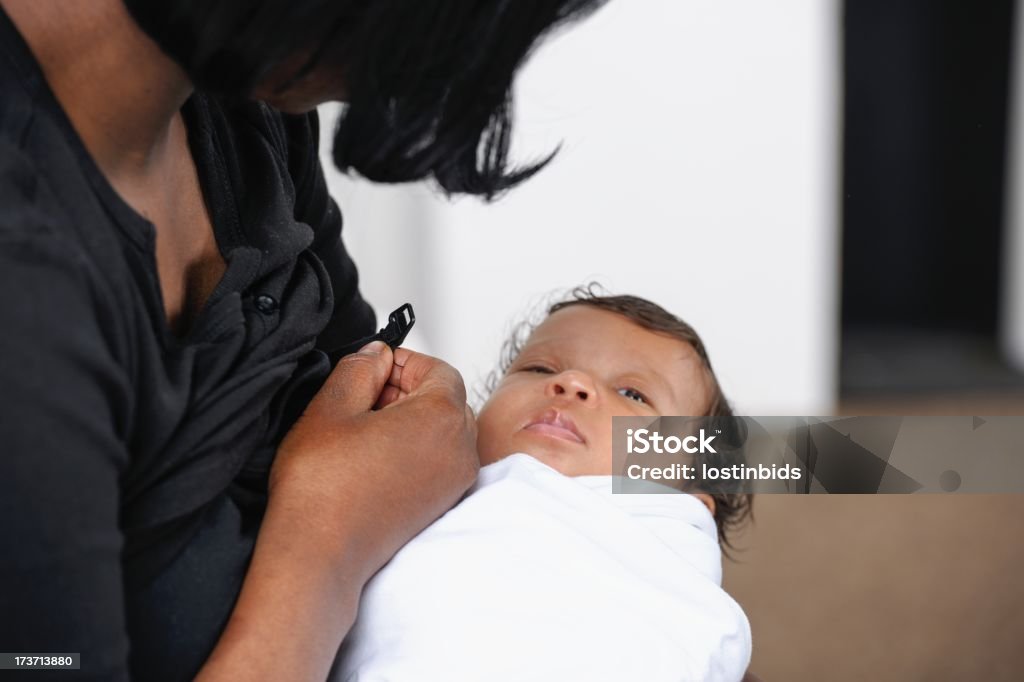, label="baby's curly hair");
[481,284,753,550]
